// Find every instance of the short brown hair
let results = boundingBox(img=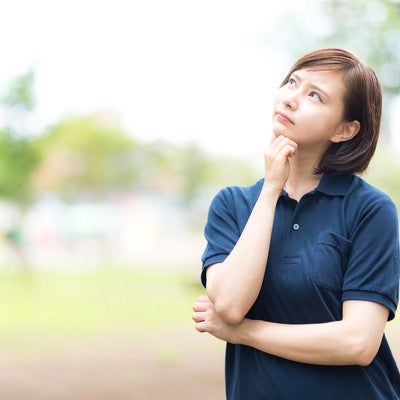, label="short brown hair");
[281,48,382,175]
